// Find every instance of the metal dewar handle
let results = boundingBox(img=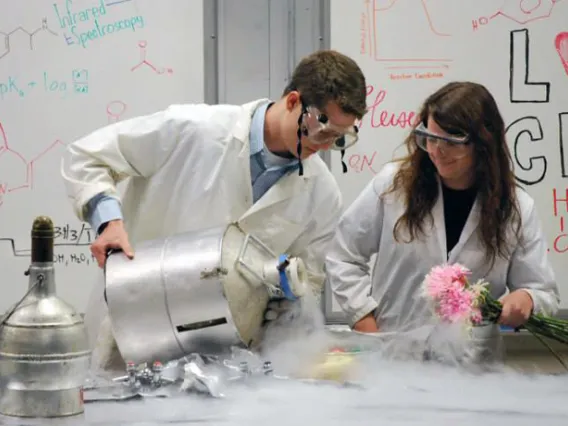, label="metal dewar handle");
[236,233,308,300]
